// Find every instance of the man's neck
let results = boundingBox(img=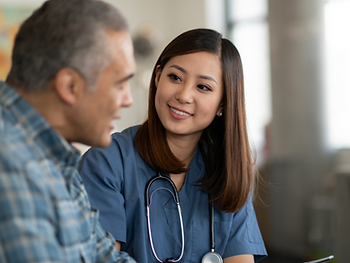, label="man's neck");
[13,84,70,142]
